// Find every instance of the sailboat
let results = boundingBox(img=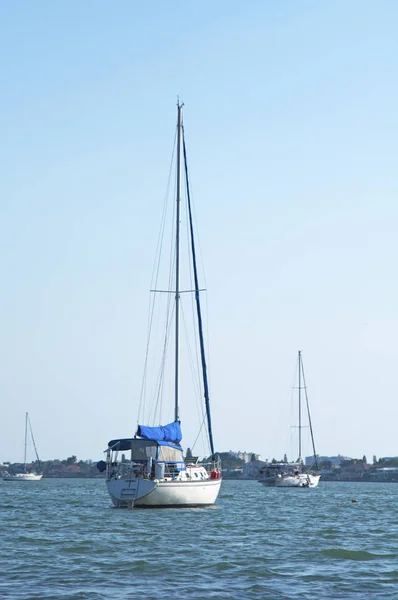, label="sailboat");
[98,103,222,507]
[259,351,321,488]
[3,413,43,481]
